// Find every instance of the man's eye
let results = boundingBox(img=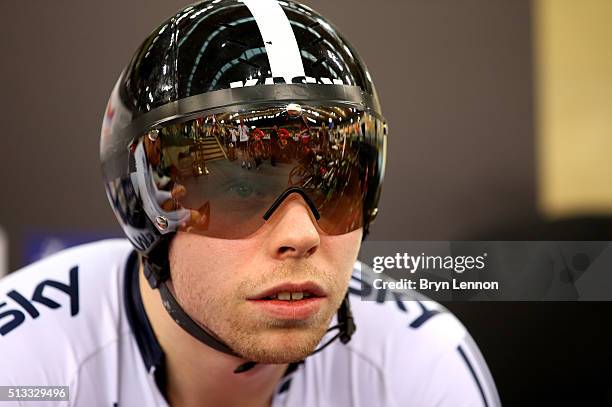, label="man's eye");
[228,182,253,198]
